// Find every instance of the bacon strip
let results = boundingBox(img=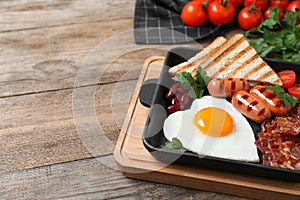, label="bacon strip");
[255,103,300,170]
